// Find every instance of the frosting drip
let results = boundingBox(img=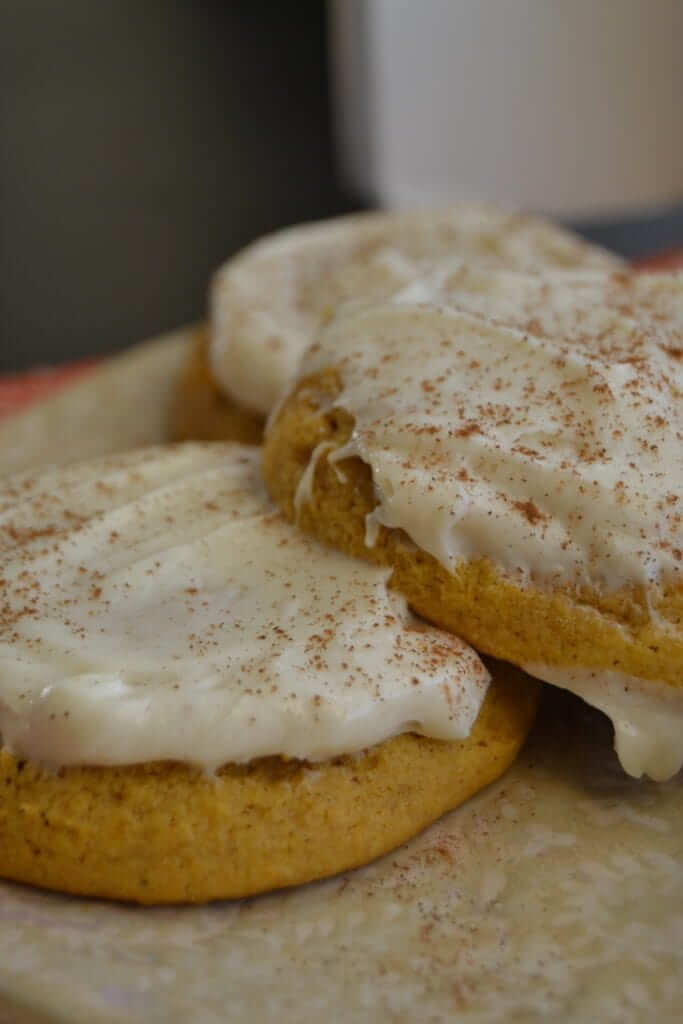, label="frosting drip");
[522,664,683,782]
